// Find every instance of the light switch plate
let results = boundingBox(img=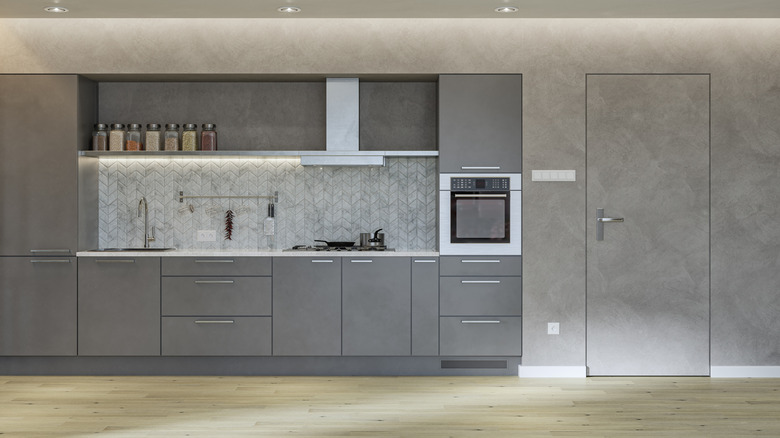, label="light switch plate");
[197,230,217,241]
[548,322,560,335]
[532,170,576,182]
